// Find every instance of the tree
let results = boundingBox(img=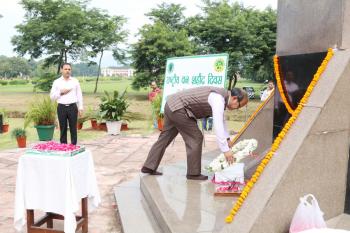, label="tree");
[131,4,194,89]
[72,63,99,77]
[145,3,186,29]
[85,9,127,93]
[186,1,276,84]
[12,0,92,74]
[0,56,31,78]
[242,7,277,82]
